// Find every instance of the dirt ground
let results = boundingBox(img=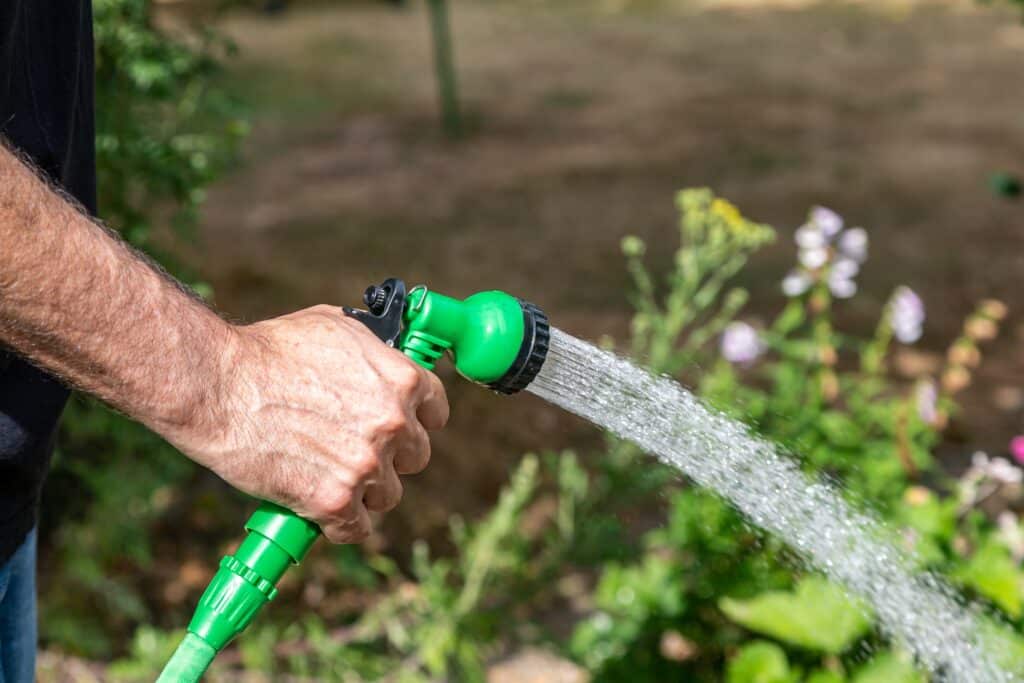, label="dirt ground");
[185,0,1024,548]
